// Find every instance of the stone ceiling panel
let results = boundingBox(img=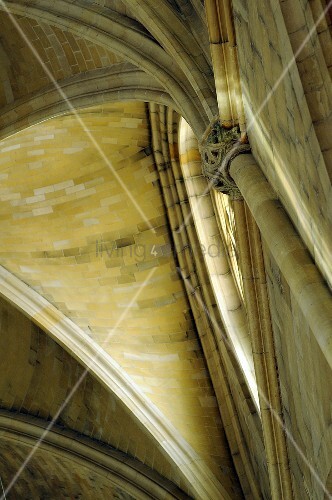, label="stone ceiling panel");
[0,296,186,493]
[0,11,123,107]
[0,101,237,491]
[0,440,135,500]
